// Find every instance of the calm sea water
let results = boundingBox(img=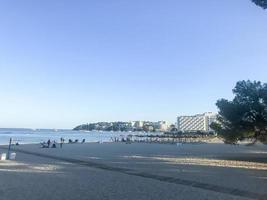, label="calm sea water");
[0,129,161,145]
